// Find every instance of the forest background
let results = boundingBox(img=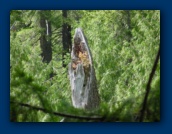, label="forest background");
[10,10,160,122]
